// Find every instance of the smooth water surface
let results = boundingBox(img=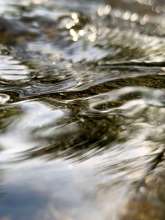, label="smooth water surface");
[1,0,165,219]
